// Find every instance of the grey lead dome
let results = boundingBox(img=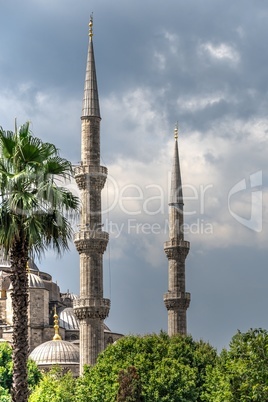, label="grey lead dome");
[9,272,45,289]
[59,307,79,330]
[29,339,79,366]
